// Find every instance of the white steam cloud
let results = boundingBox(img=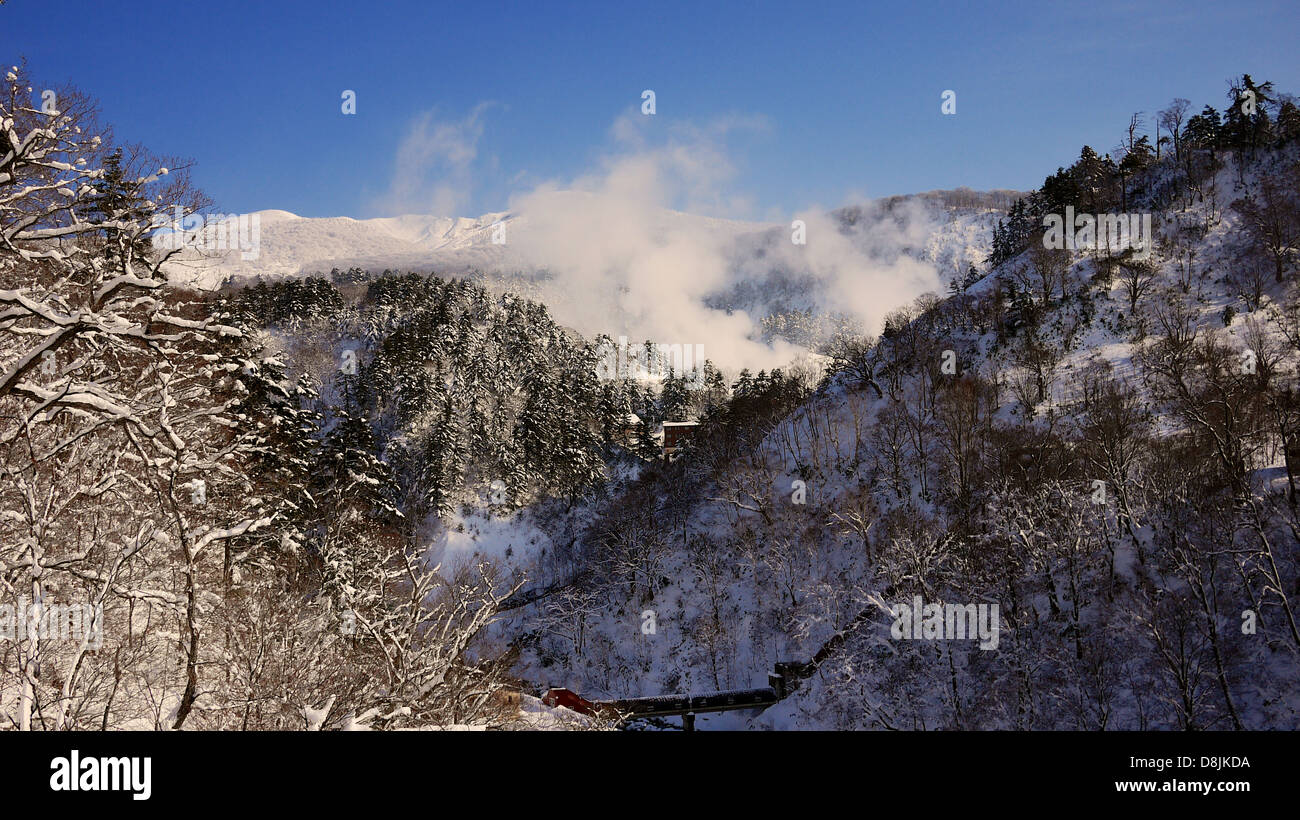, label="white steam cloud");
[383,107,945,373]
[376,102,495,218]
